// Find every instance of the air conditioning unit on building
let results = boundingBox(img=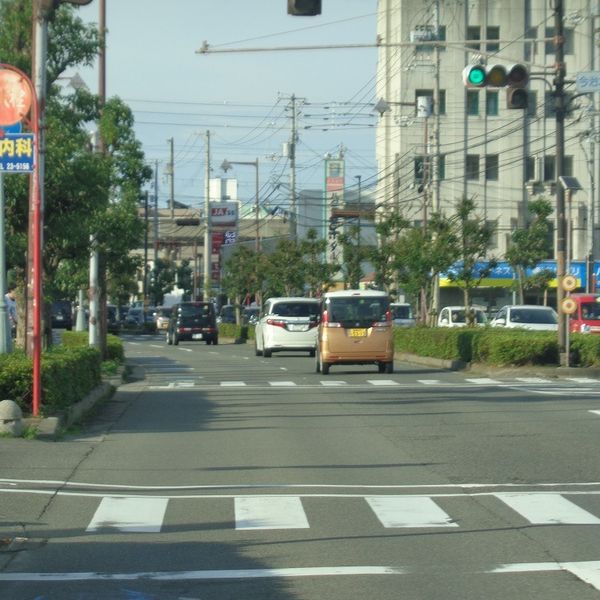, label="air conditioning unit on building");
[410,26,436,43]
